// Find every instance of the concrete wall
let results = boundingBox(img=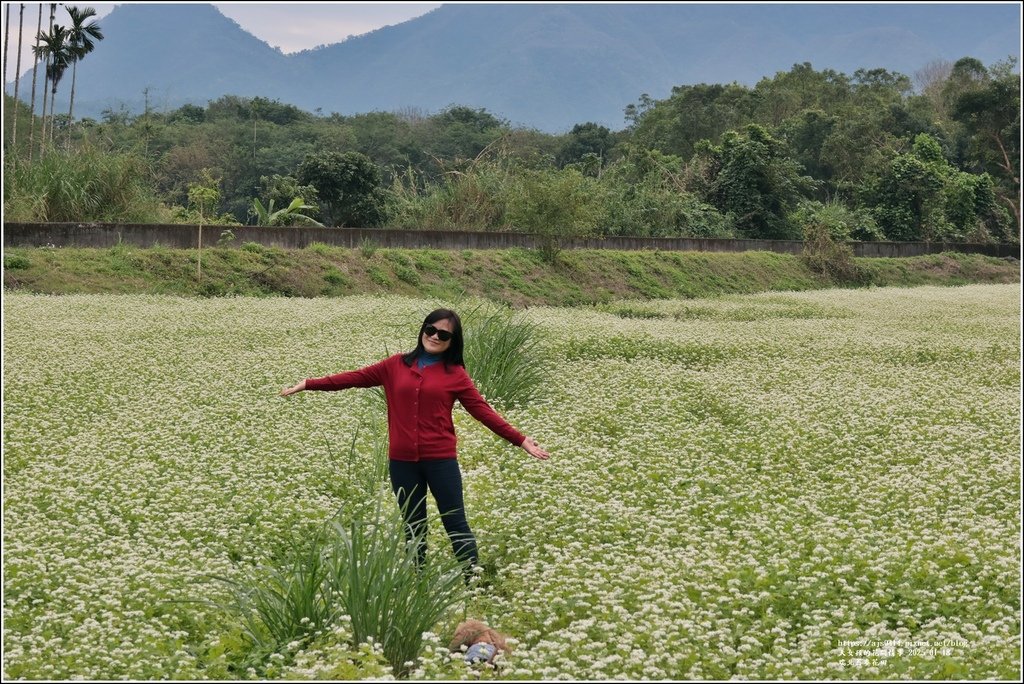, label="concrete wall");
[3,222,1019,258]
